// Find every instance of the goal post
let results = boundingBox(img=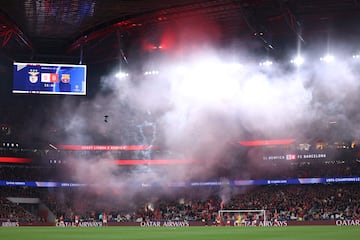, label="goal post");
[218,209,266,226]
